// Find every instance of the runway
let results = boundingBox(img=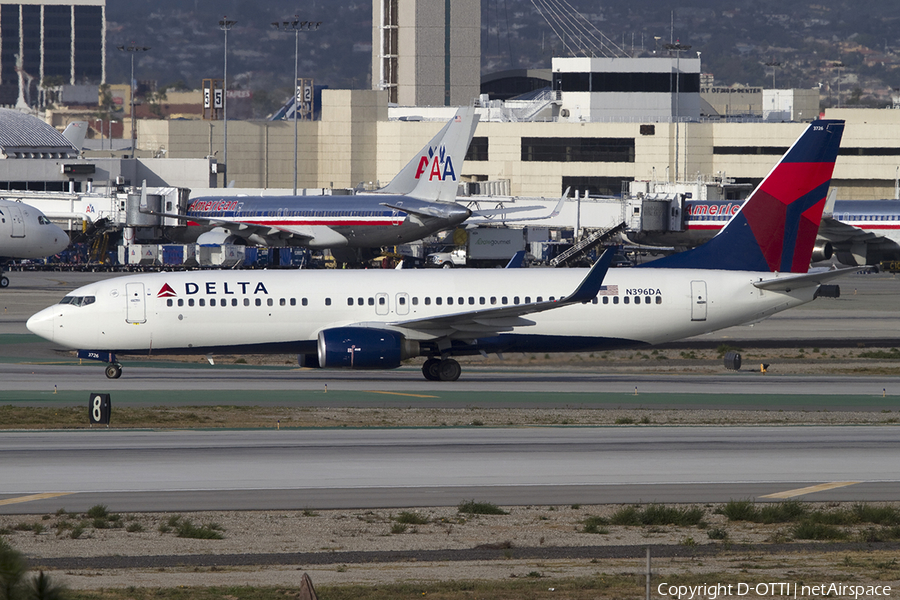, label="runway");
[1,271,898,514]
[1,427,898,514]
[1,361,899,412]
